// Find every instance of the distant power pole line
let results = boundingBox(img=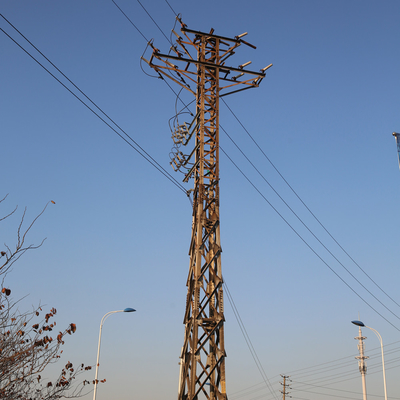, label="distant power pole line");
[280,375,291,400]
[393,132,400,169]
[143,16,271,400]
[355,326,368,400]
